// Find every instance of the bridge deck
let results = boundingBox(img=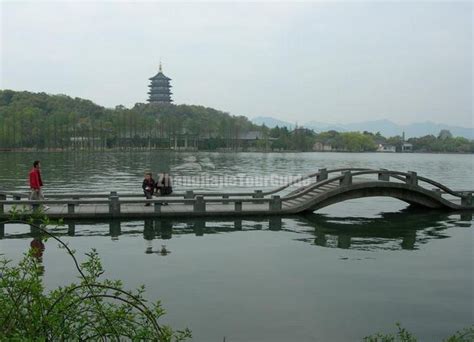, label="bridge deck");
[1,168,473,220]
[1,202,276,219]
